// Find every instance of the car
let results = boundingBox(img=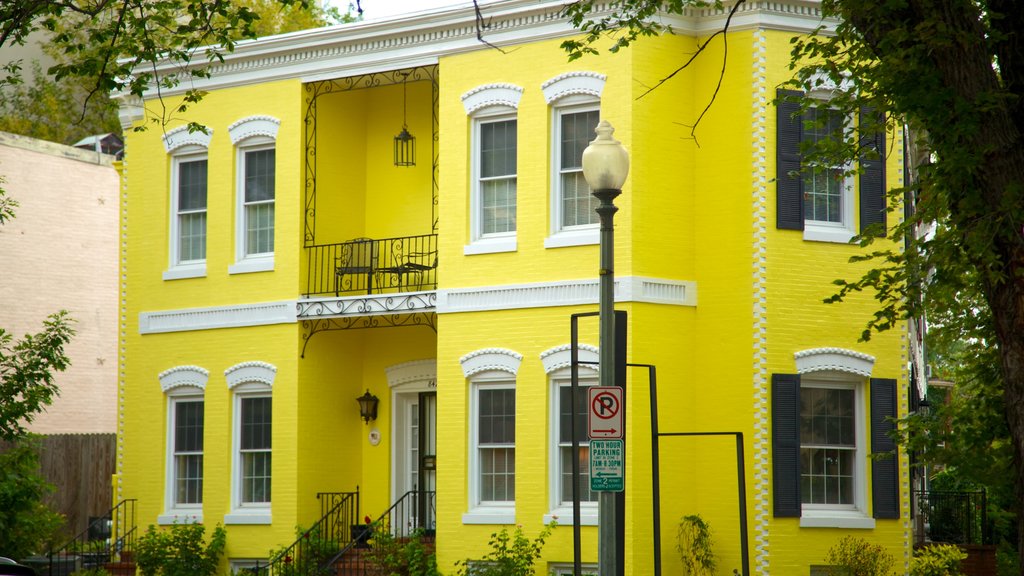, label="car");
[0,557,35,576]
